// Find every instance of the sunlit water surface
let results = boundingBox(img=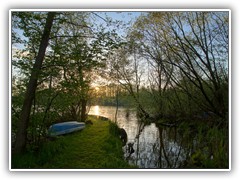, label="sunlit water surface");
[88,105,190,168]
